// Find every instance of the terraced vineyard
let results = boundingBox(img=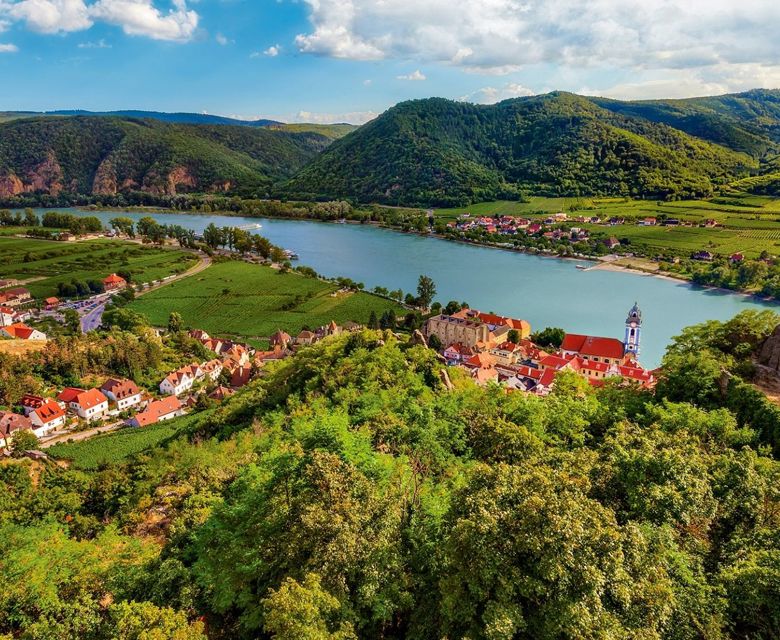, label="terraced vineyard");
[0,237,197,297]
[129,260,405,341]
